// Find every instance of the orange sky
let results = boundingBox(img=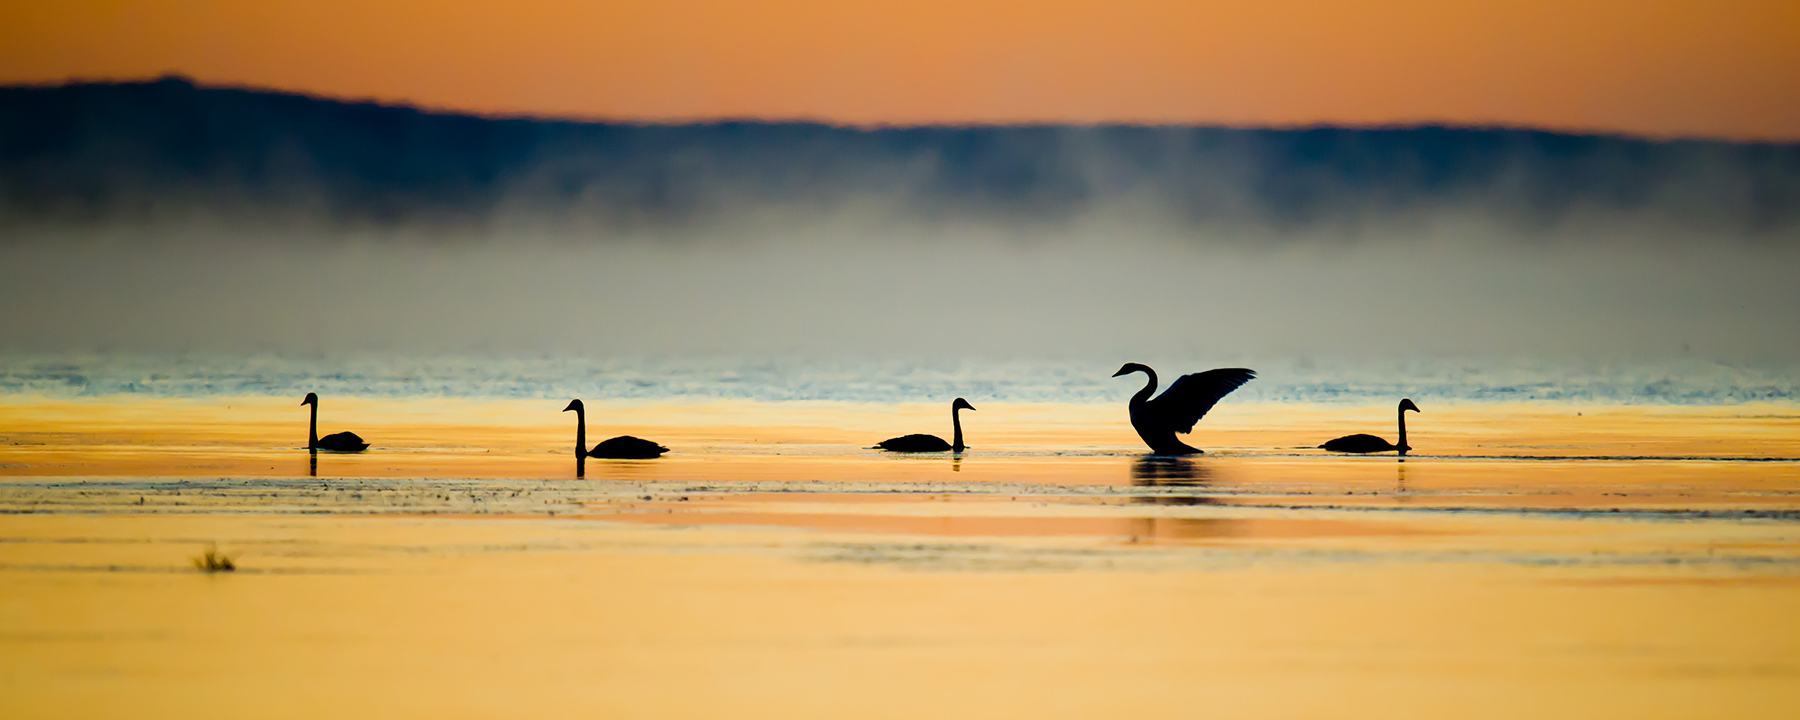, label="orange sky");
[3,0,1798,139]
